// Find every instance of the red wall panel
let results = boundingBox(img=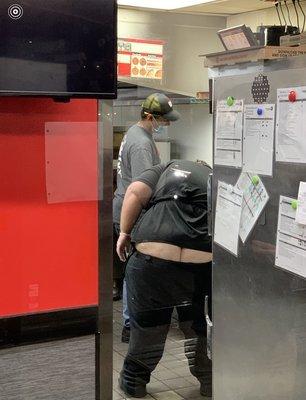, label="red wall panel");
[0,98,98,317]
